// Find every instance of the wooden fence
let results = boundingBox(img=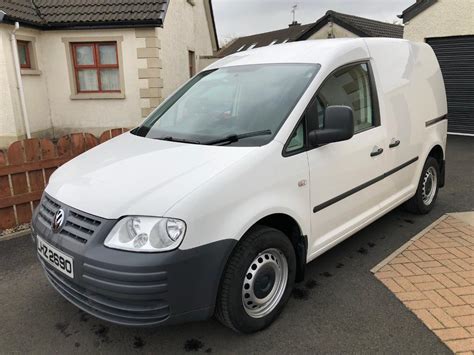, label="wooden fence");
[0,128,128,230]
